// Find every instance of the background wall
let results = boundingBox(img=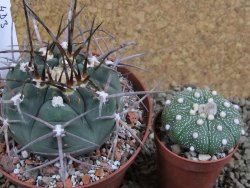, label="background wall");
[11,0,250,98]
